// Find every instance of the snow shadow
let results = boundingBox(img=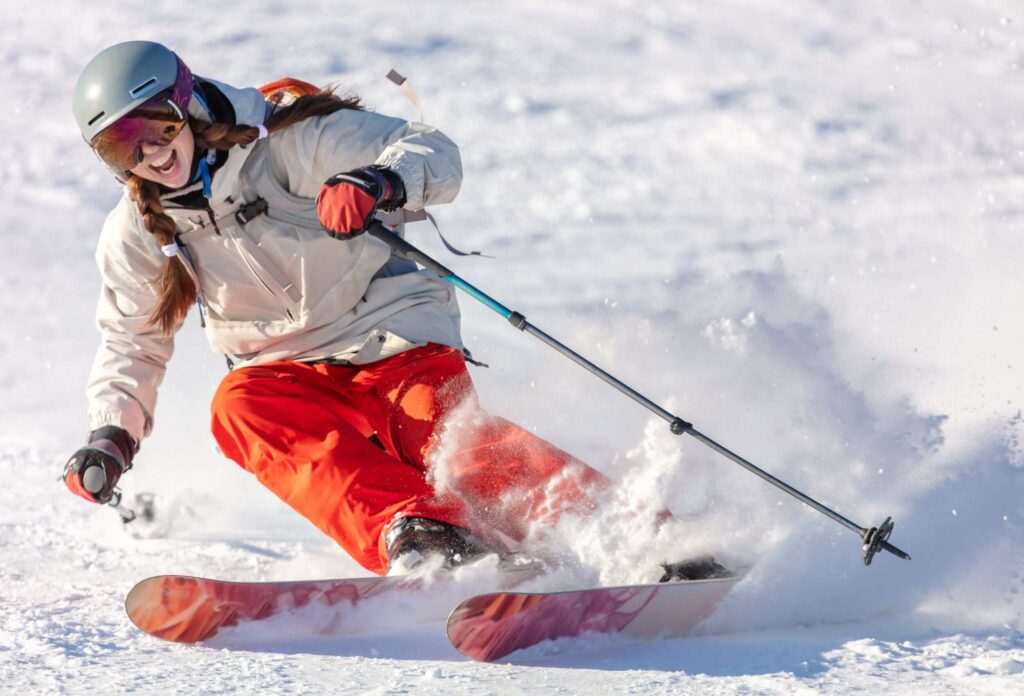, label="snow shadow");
[207,623,463,662]
[492,619,994,674]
